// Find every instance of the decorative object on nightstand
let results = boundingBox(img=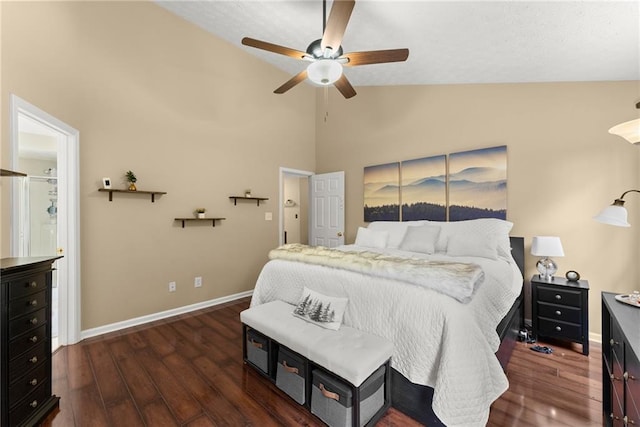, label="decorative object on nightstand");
[565,270,580,282]
[531,236,564,281]
[608,101,640,144]
[125,170,137,191]
[531,274,589,355]
[594,189,640,227]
